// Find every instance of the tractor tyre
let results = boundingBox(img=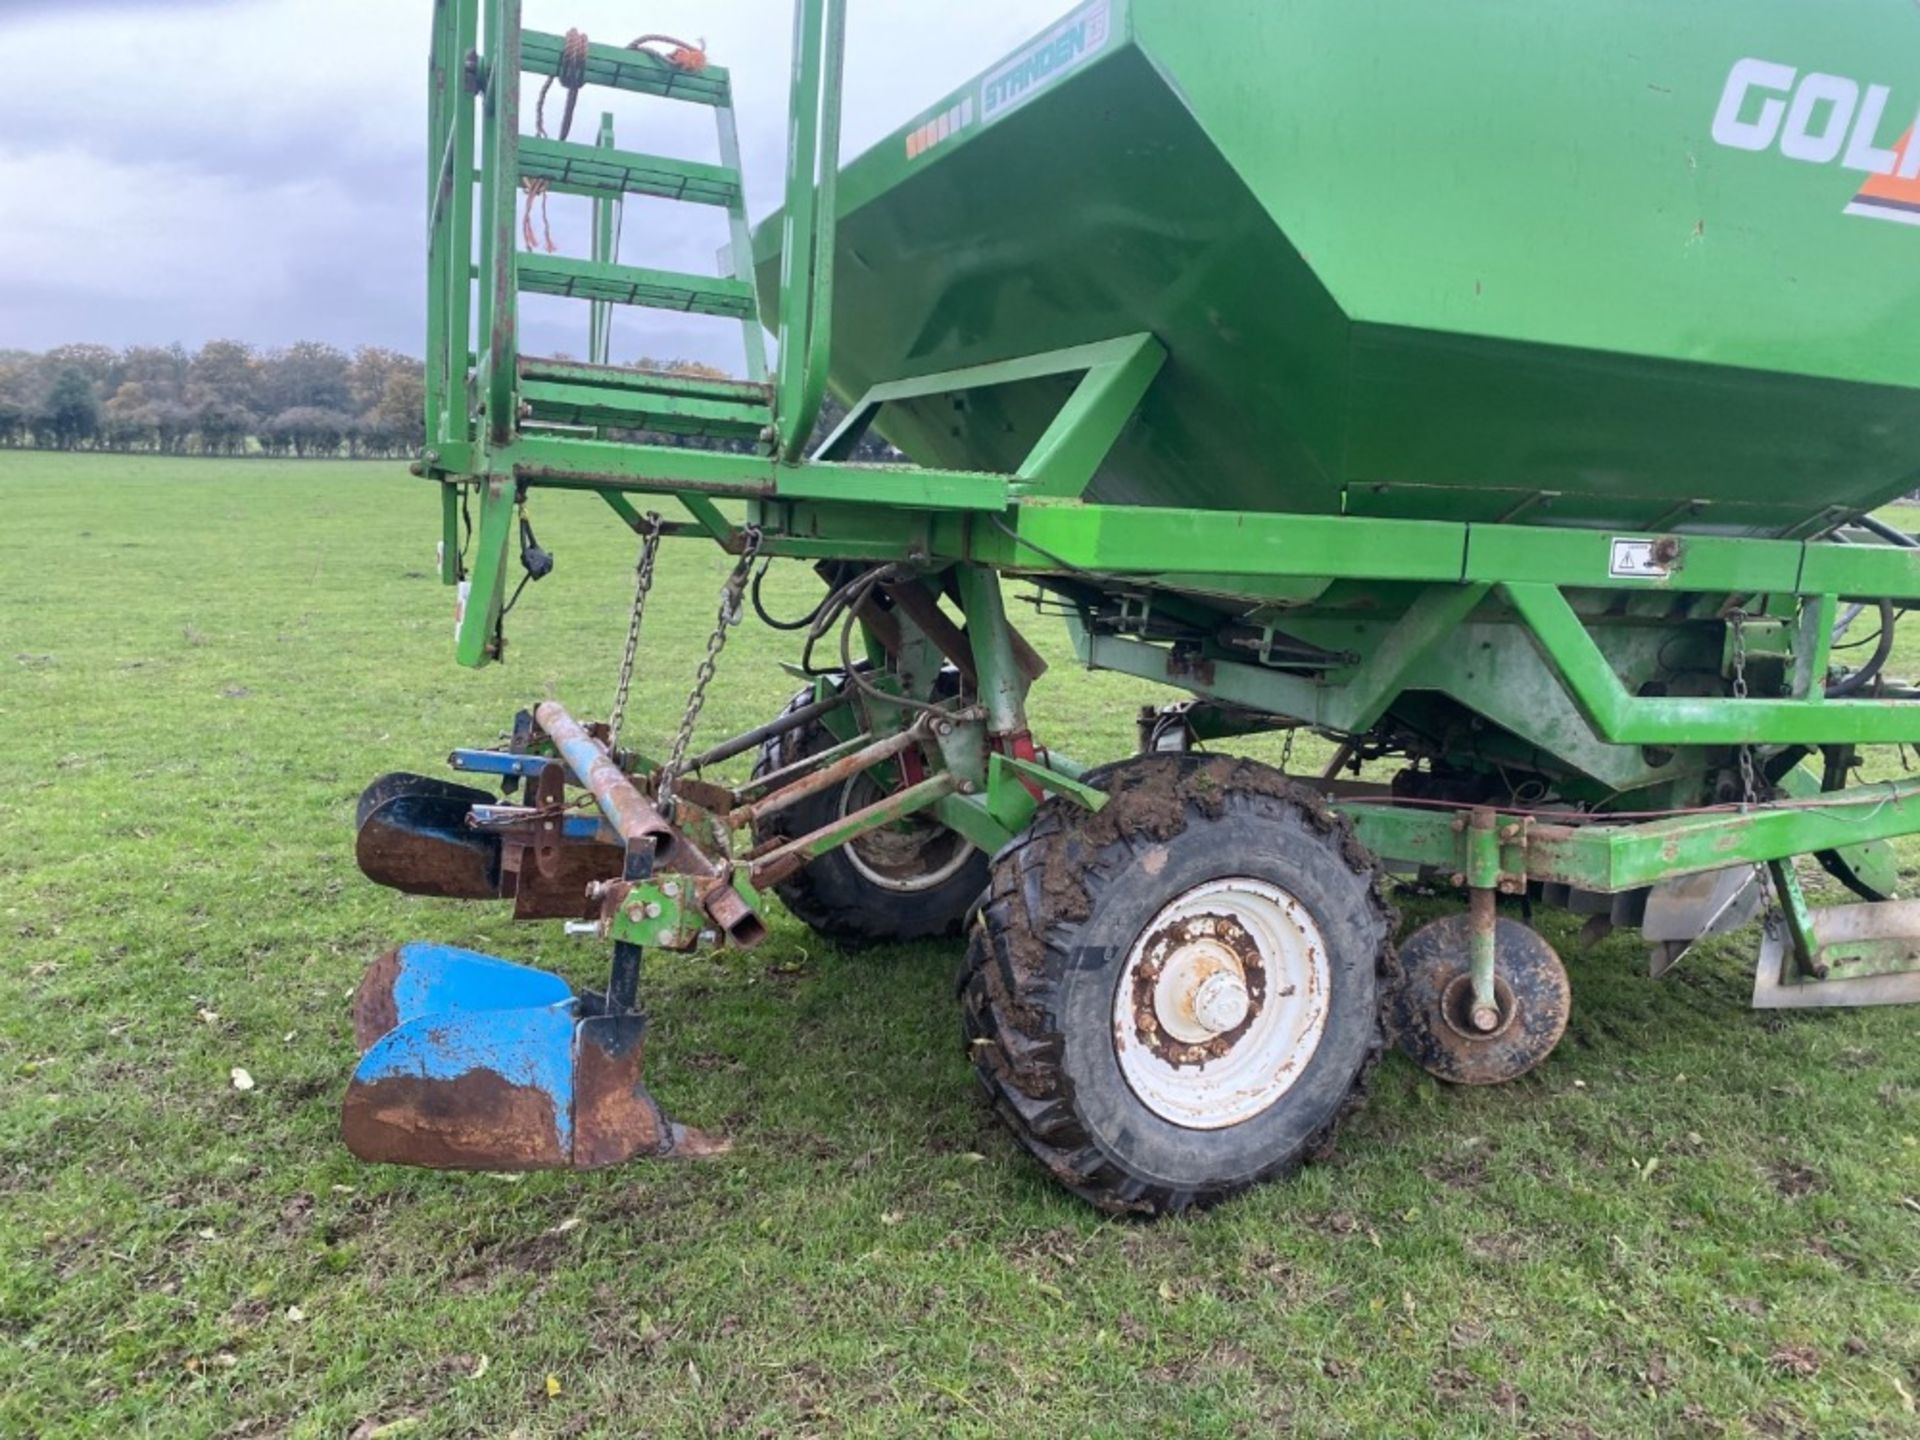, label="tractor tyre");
[960,753,1397,1217]
[752,679,987,945]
